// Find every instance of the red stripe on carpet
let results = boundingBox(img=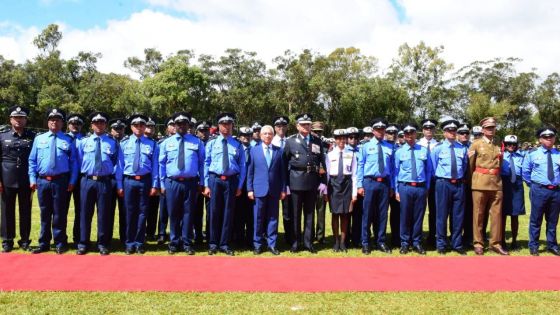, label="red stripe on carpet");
[1,254,559,292]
